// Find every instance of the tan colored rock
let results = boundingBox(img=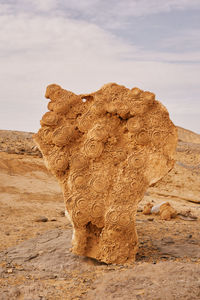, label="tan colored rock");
[159,202,177,220]
[143,203,153,215]
[34,83,177,264]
